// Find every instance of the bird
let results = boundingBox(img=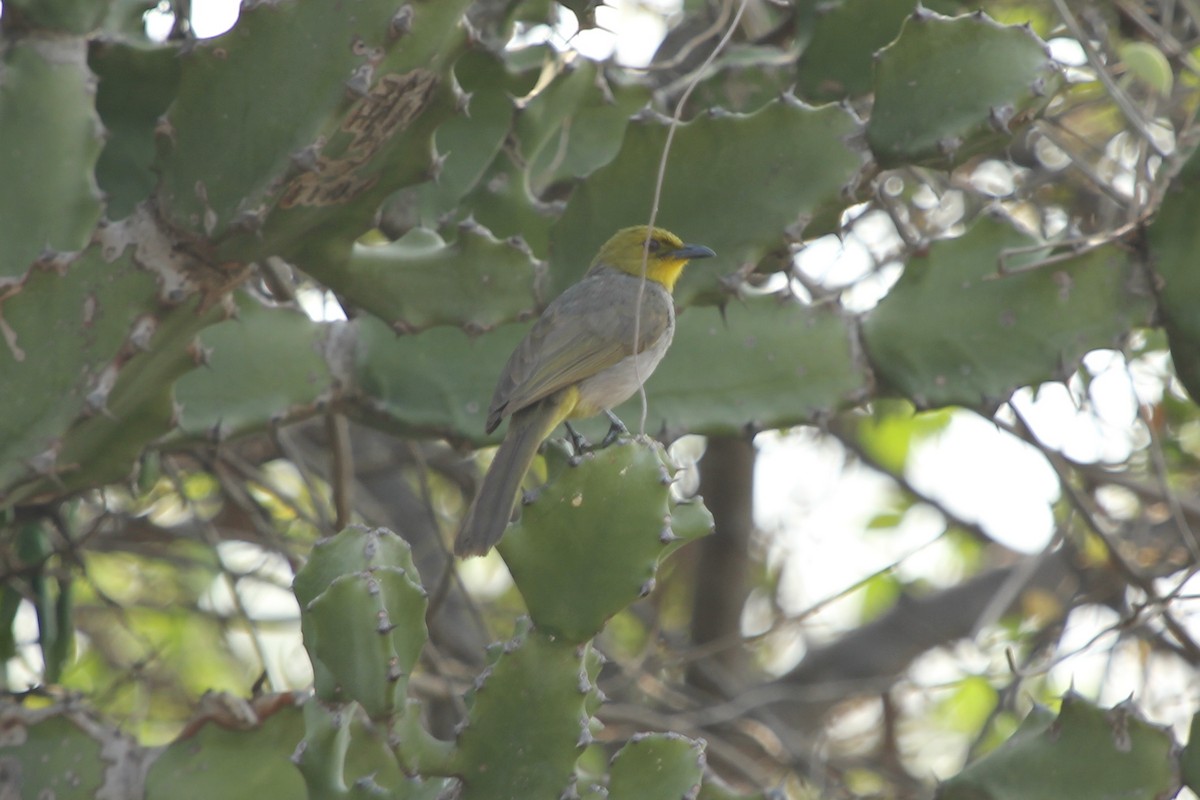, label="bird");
[454,225,715,557]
